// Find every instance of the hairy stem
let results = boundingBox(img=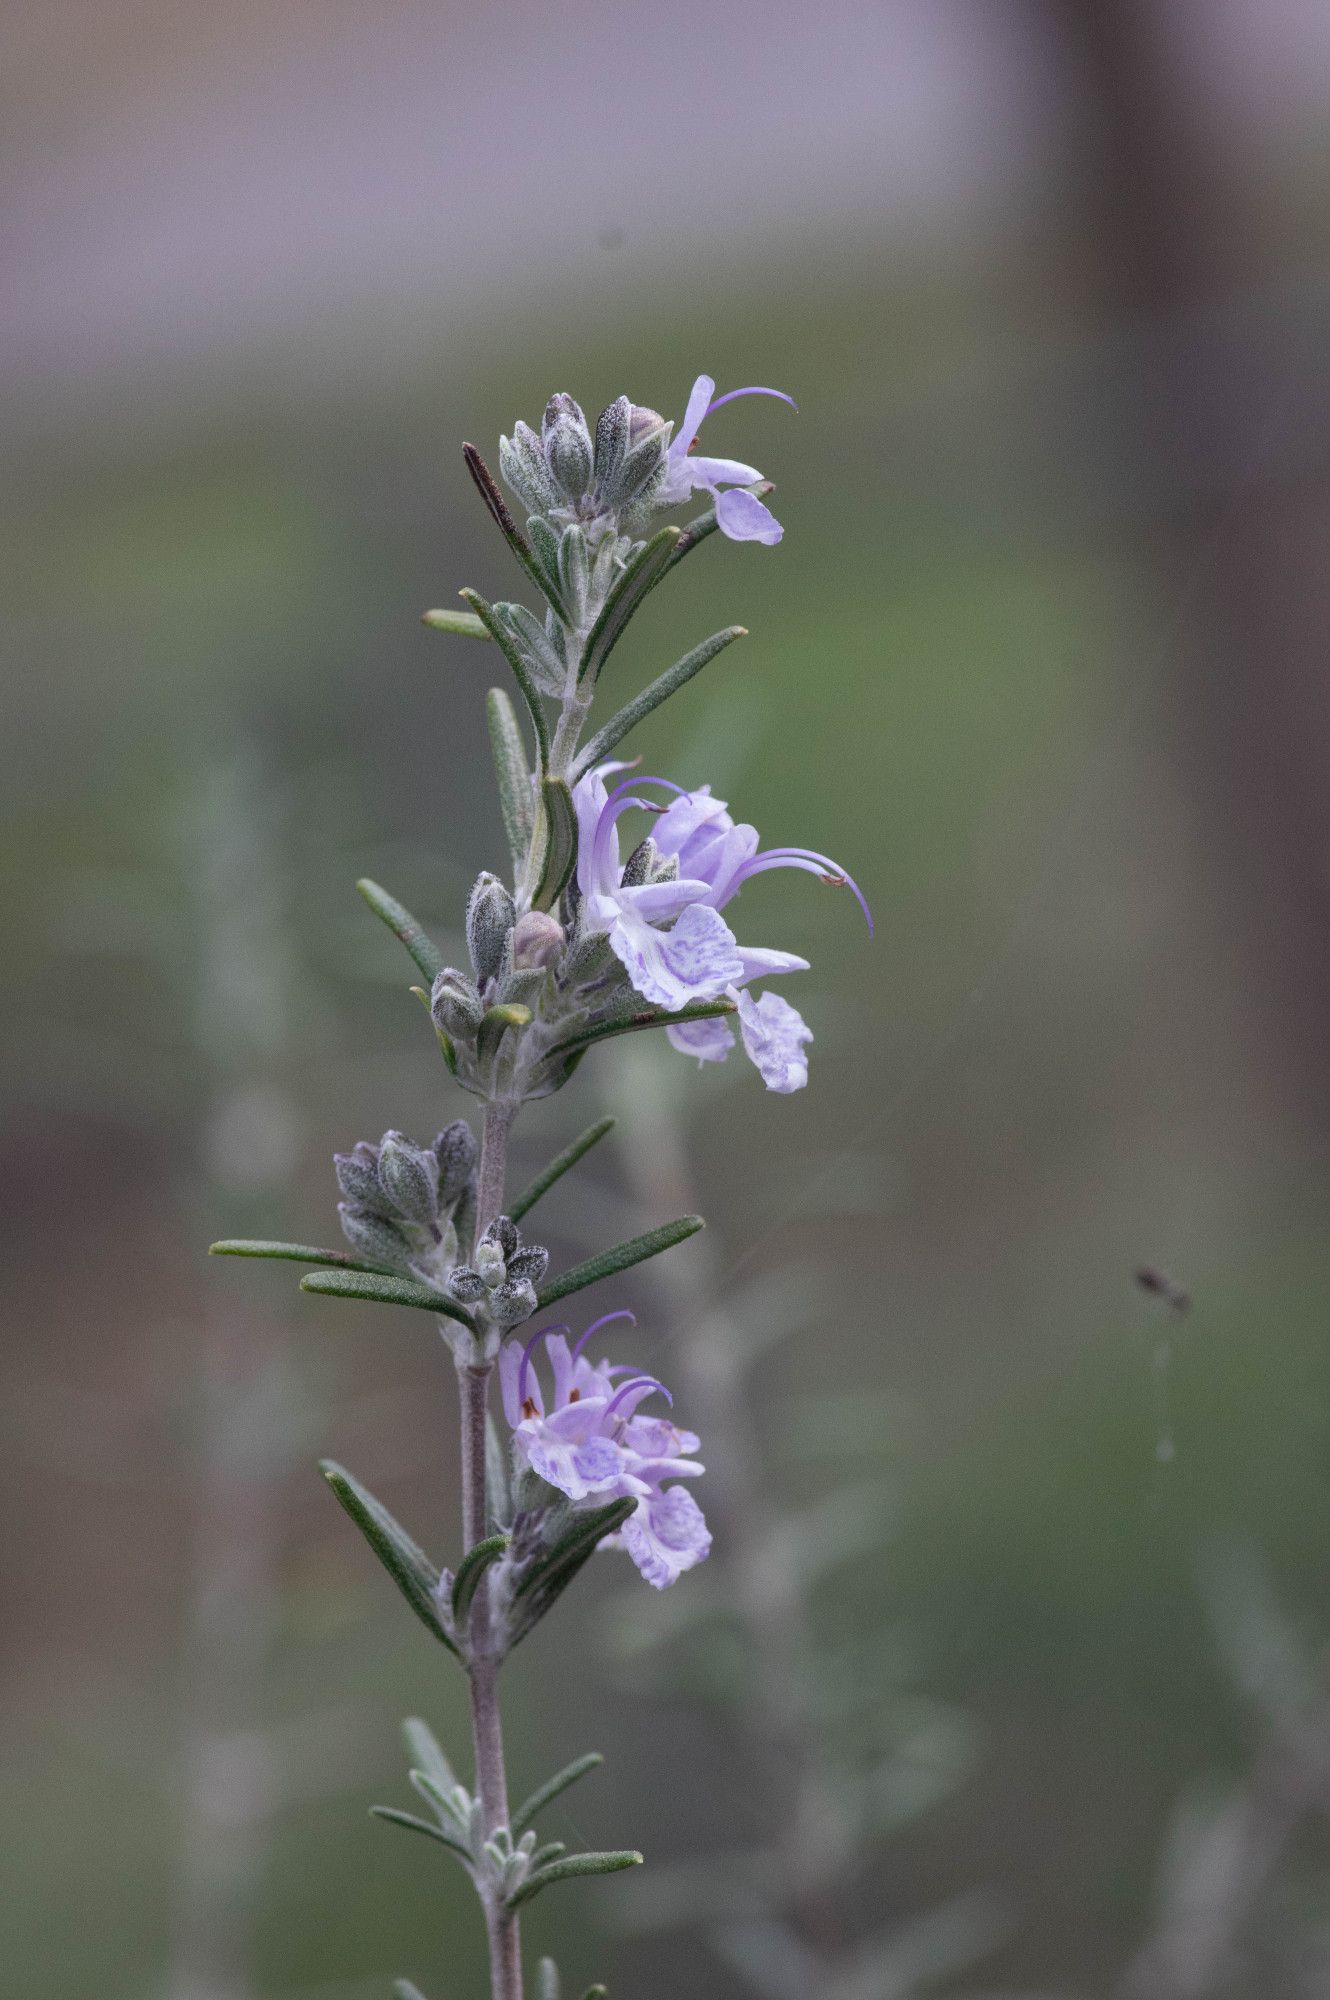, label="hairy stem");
[462,1102,522,2000]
